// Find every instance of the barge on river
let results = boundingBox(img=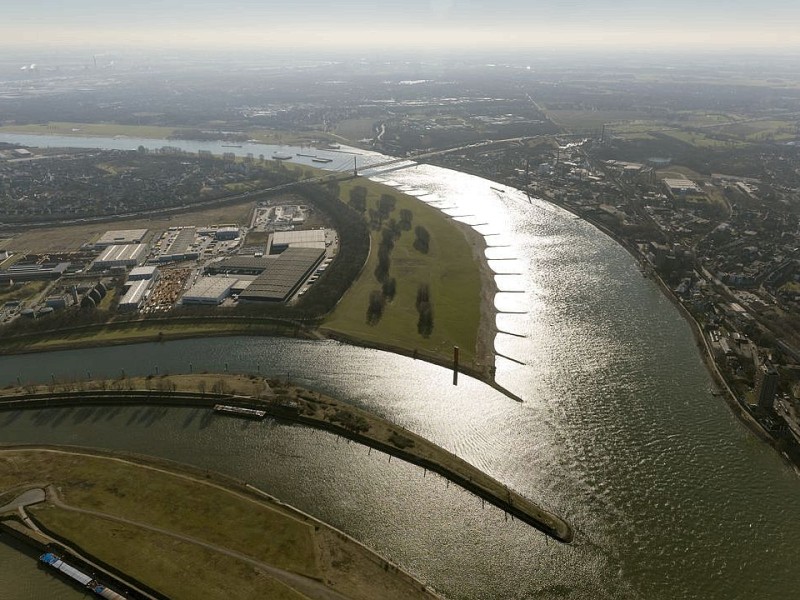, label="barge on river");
[213,404,267,419]
[40,552,127,600]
